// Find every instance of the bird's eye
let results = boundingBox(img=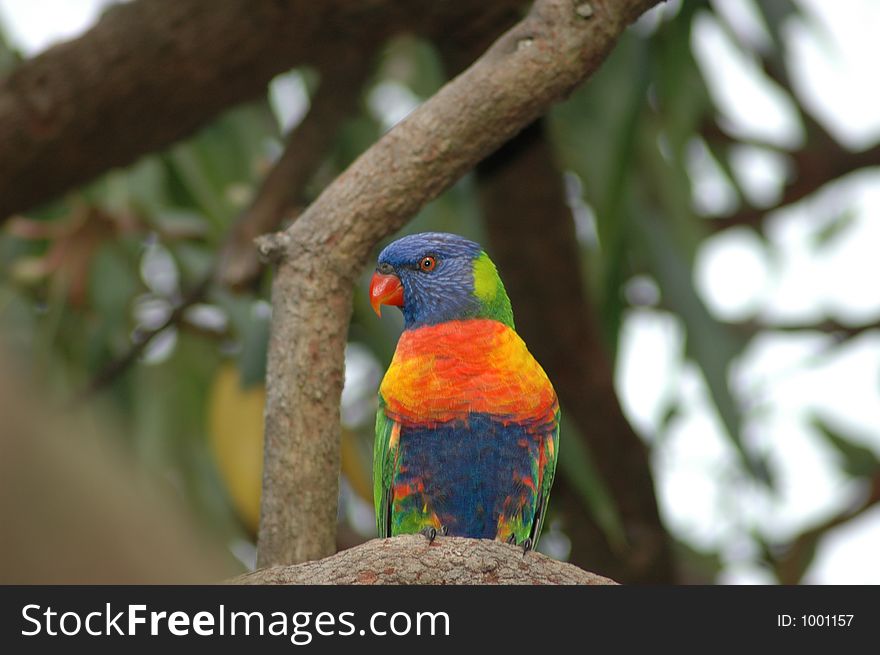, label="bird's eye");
[419,256,436,272]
